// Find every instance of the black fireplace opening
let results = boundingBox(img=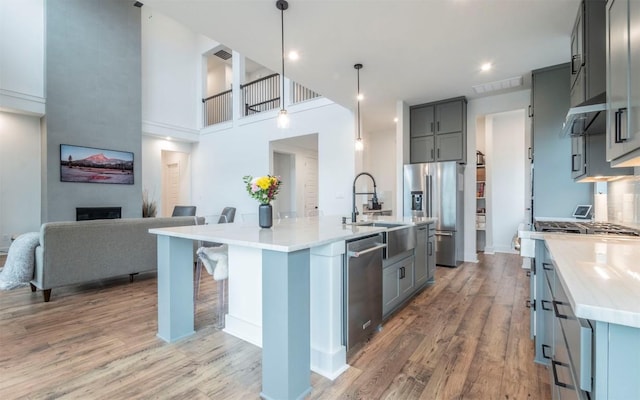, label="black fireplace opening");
[76,207,122,221]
